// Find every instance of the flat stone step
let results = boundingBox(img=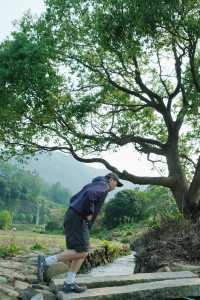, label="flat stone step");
[57,278,200,300]
[50,271,197,291]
